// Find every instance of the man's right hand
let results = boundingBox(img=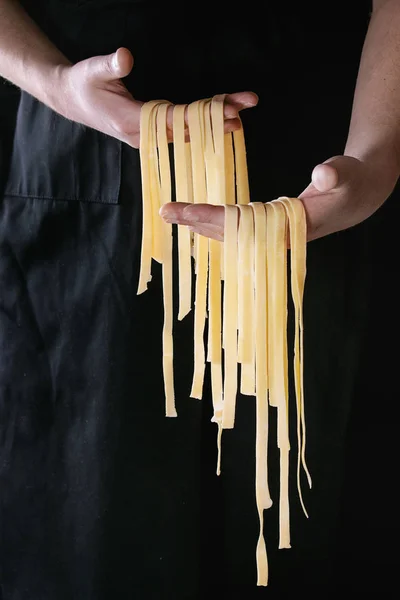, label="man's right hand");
[52,47,258,149]
[53,47,144,148]
[0,1,258,149]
